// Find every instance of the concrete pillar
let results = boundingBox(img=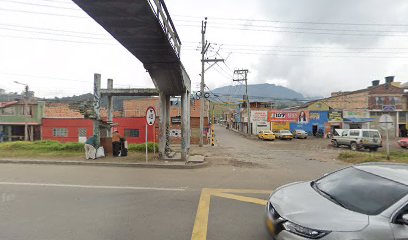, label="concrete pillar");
[396,111,400,137]
[107,78,113,137]
[181,90,190,161]
[7,125,12,141]
[159,93,170,158]
[30,125,34,141]
[93,73,101,147]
